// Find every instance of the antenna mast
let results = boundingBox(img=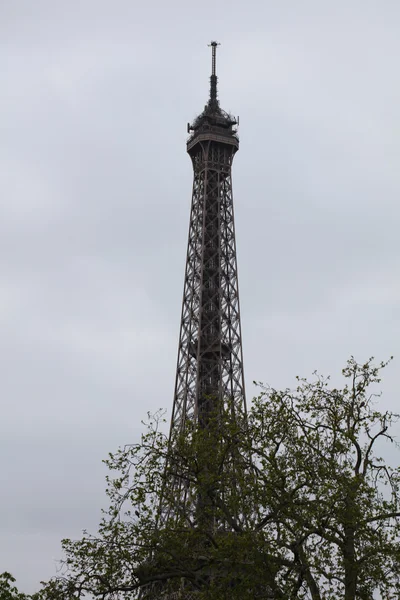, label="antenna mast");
[208,40,220,105]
